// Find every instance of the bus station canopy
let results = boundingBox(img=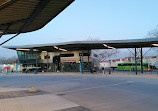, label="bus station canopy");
[0,0,74,34]
[3,38,158,52]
